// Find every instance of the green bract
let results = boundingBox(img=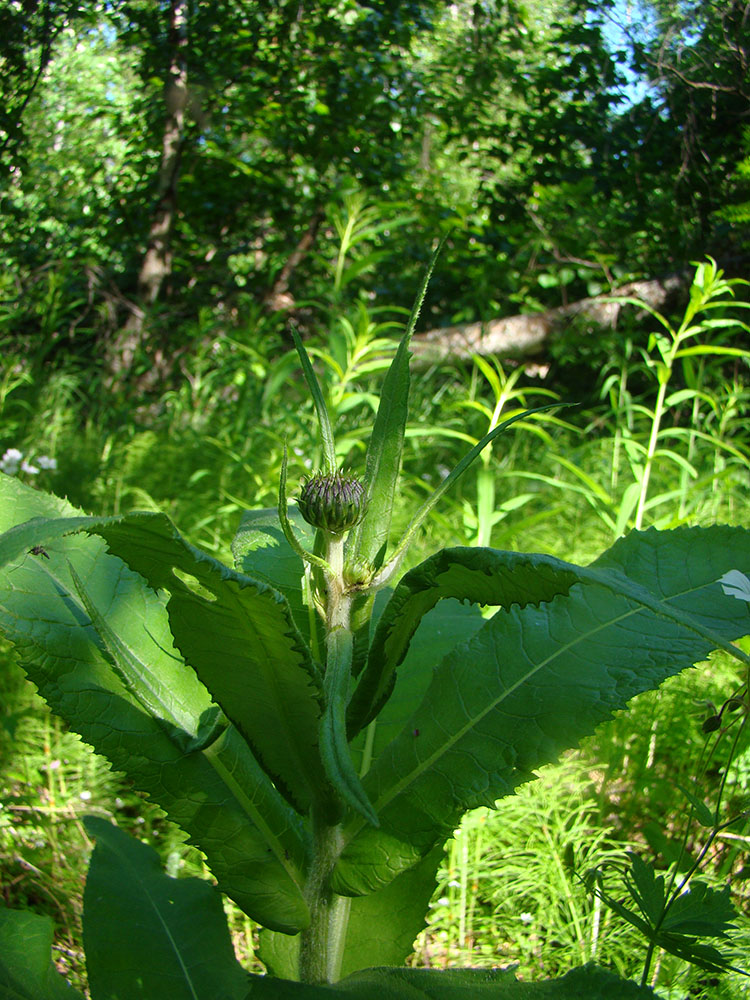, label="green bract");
[298,471,367,535]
